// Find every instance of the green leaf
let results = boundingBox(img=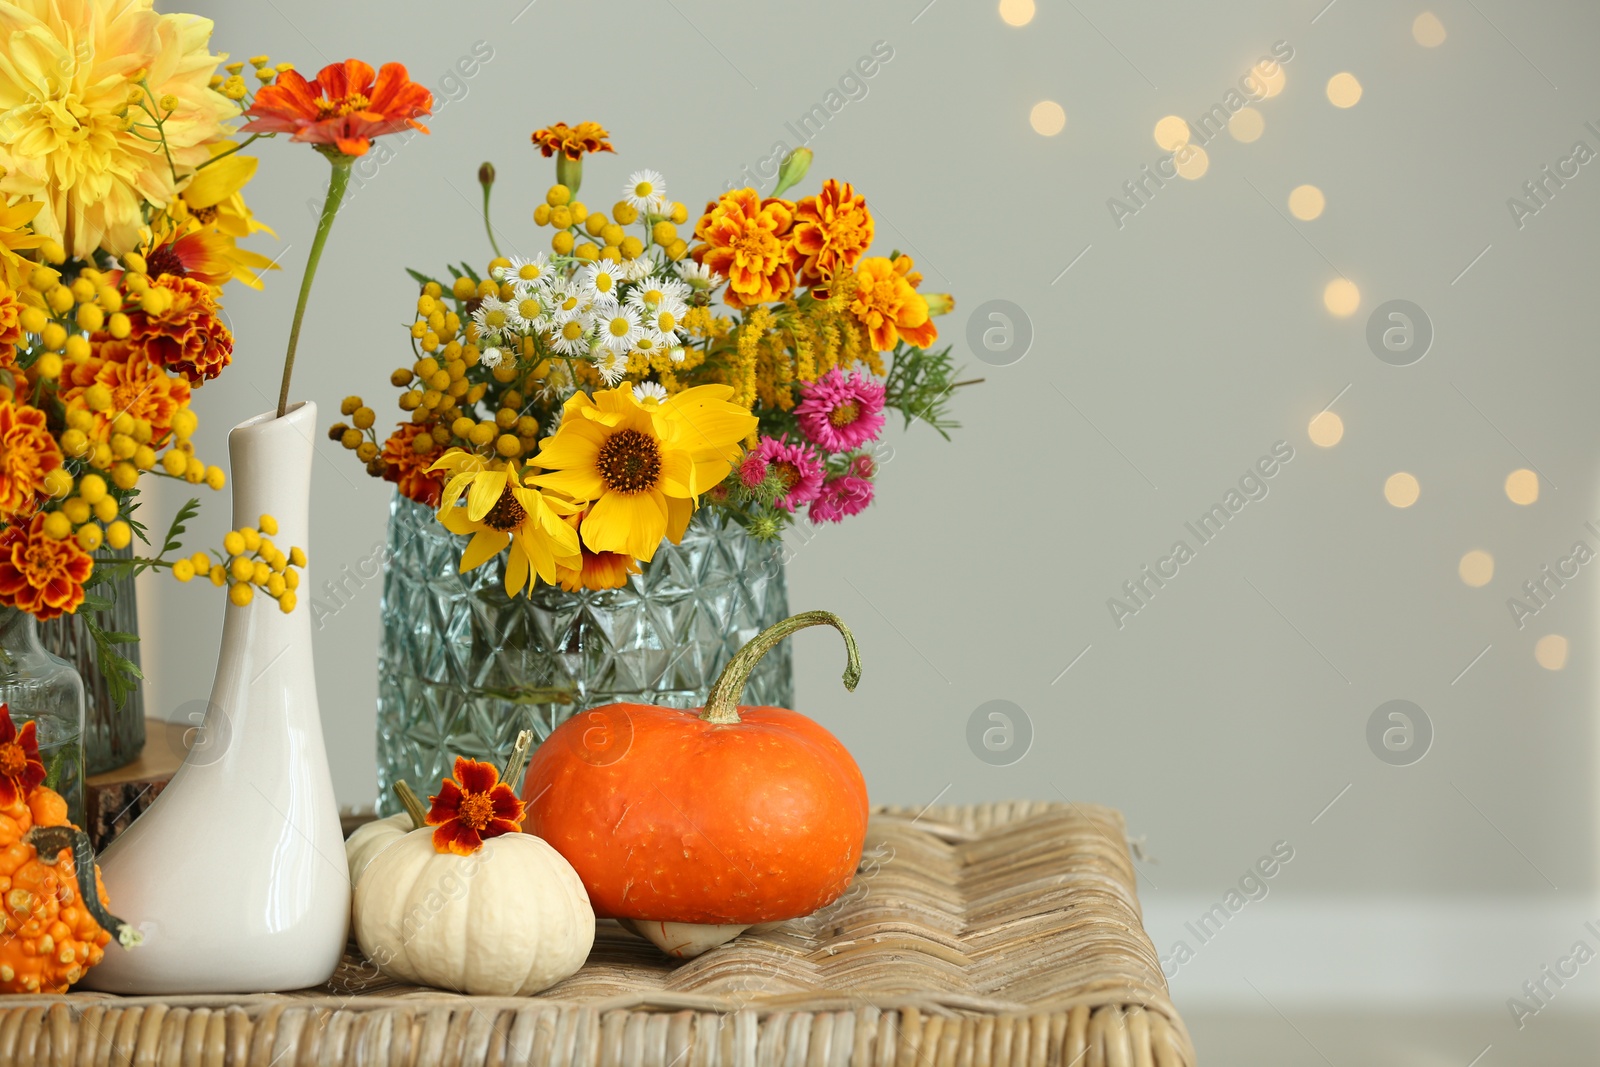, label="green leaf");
[405,268,438,289]
[84,610,143,710]
[161,497,201,557]
[457,261,482,284]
